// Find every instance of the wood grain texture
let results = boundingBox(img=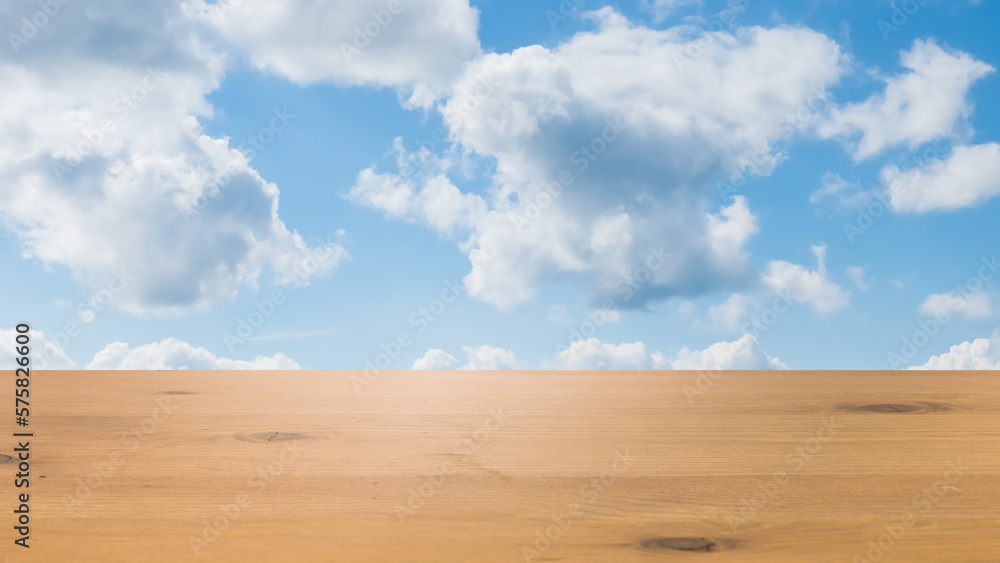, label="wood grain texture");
[2,370,999,562]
